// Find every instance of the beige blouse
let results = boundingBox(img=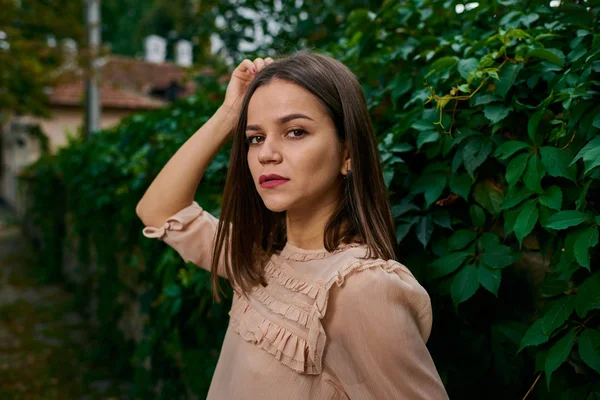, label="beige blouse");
[143,202,448,399]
